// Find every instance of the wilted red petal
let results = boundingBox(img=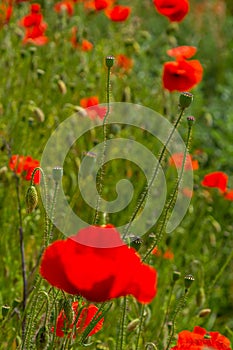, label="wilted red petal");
[201,171,228,193]
[153,0,189,22]
[167,46,197,60]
